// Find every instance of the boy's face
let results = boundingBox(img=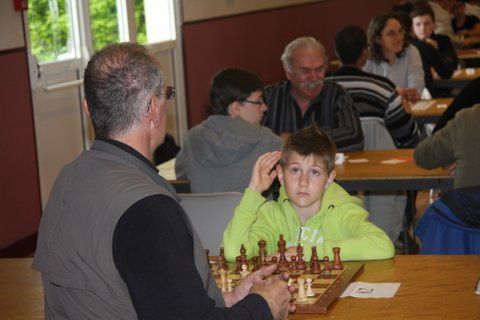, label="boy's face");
[278,152,336,214]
